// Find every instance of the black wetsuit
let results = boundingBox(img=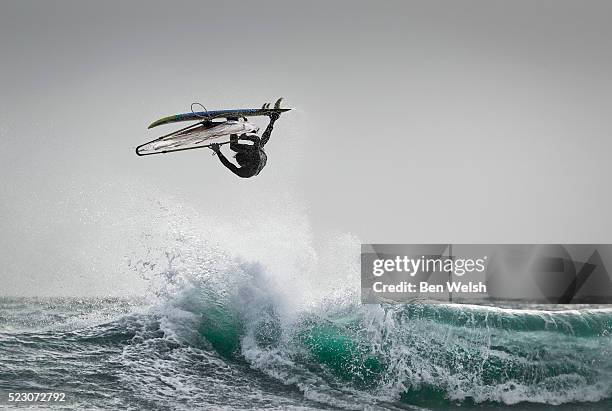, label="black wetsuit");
[214,116,277,178]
